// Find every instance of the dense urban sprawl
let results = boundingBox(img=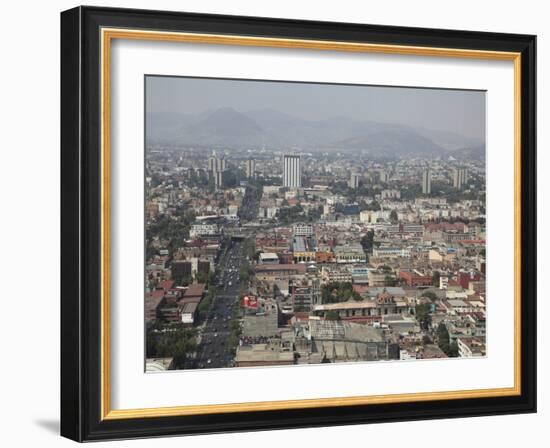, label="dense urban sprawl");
[145,147,486,371]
